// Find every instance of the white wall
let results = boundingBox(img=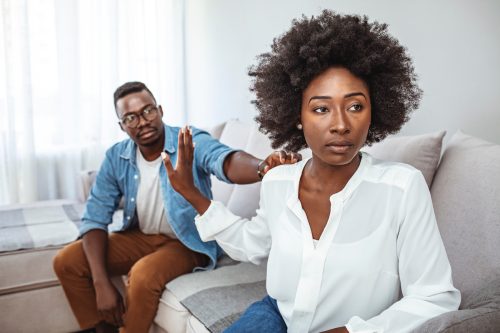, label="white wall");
[184,0,500,144]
